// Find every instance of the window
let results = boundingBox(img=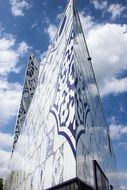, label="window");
[107,129,112,156]
[93,160,109,190]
